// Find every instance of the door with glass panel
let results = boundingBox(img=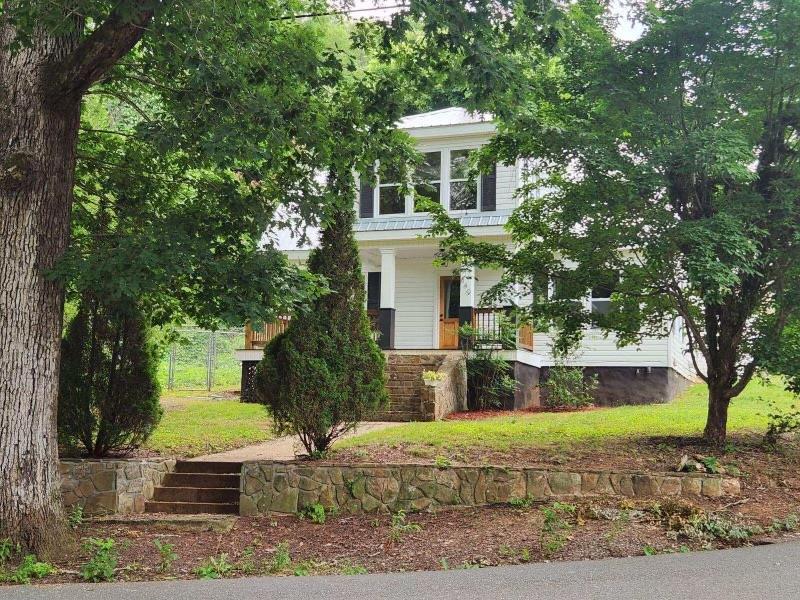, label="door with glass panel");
[439,276,461,349]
